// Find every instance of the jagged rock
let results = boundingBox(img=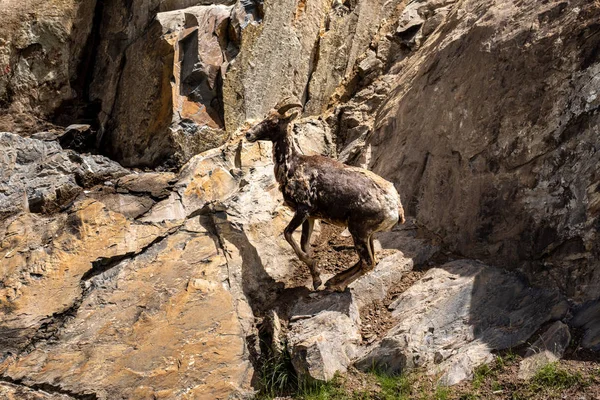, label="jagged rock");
[0,0,96,133]
[285,291,361,382]
[571,300,600,351]
[0,132,127,216]
[0,382,74,400]
[58,124,95,152]
[355,260,568,386]
[93,2,239,167]
[395,1,424,45]
[0,199,175,355]
[1,217,254,399]
[365,0,600,305]
[288,310,361,382]
[518,321,571,380]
